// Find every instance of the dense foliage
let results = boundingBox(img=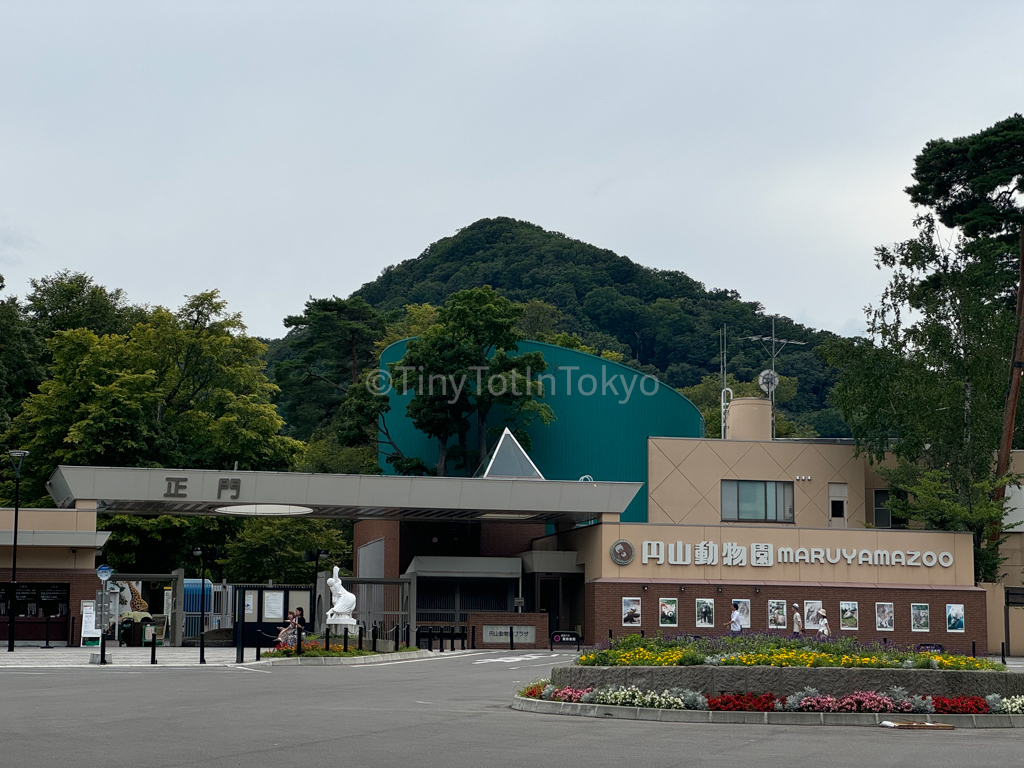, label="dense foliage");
[352,217,841,430]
